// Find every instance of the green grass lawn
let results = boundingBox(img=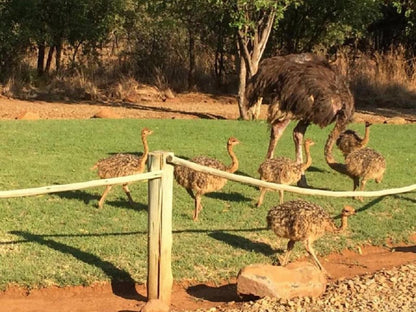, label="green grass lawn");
[0,118,415,289]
